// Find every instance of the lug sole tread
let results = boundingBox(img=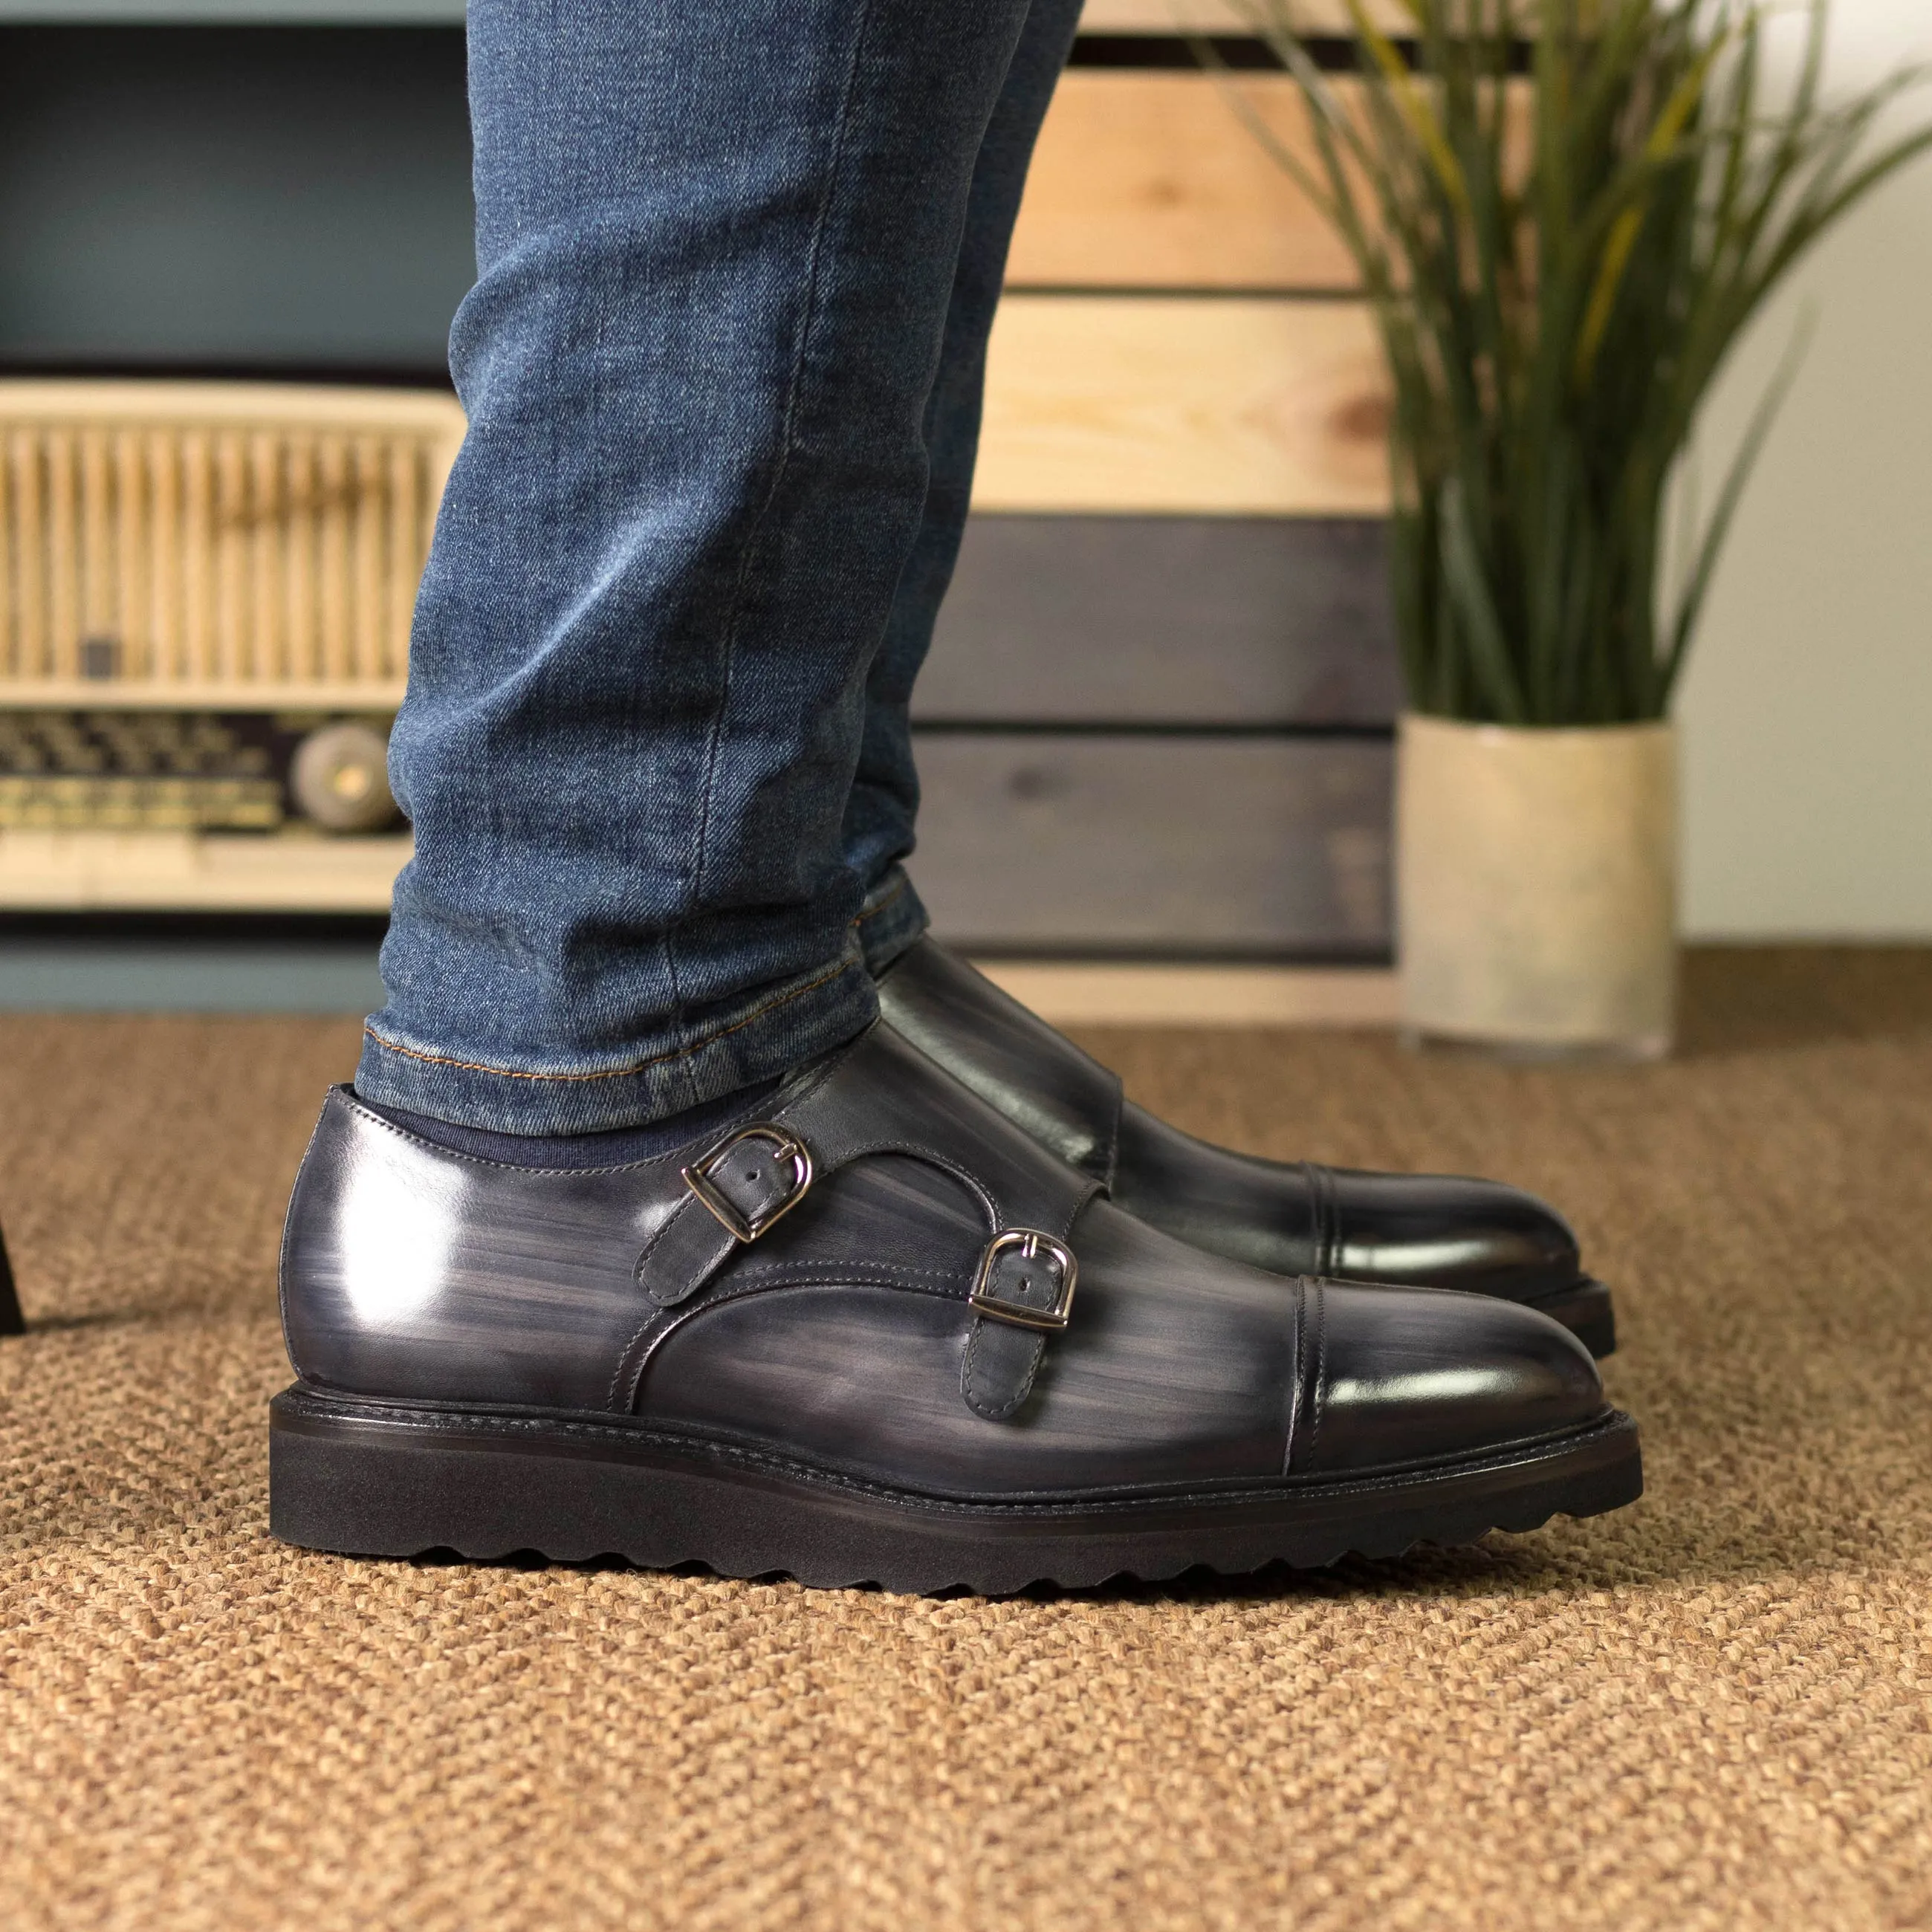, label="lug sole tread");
[269,1389,1642,1596]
